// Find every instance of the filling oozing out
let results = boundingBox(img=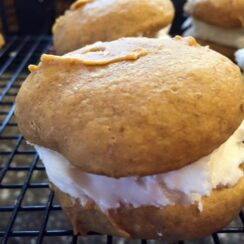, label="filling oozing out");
[35,121,244,211]
[235,48,244,70]
[183,17,244,49]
